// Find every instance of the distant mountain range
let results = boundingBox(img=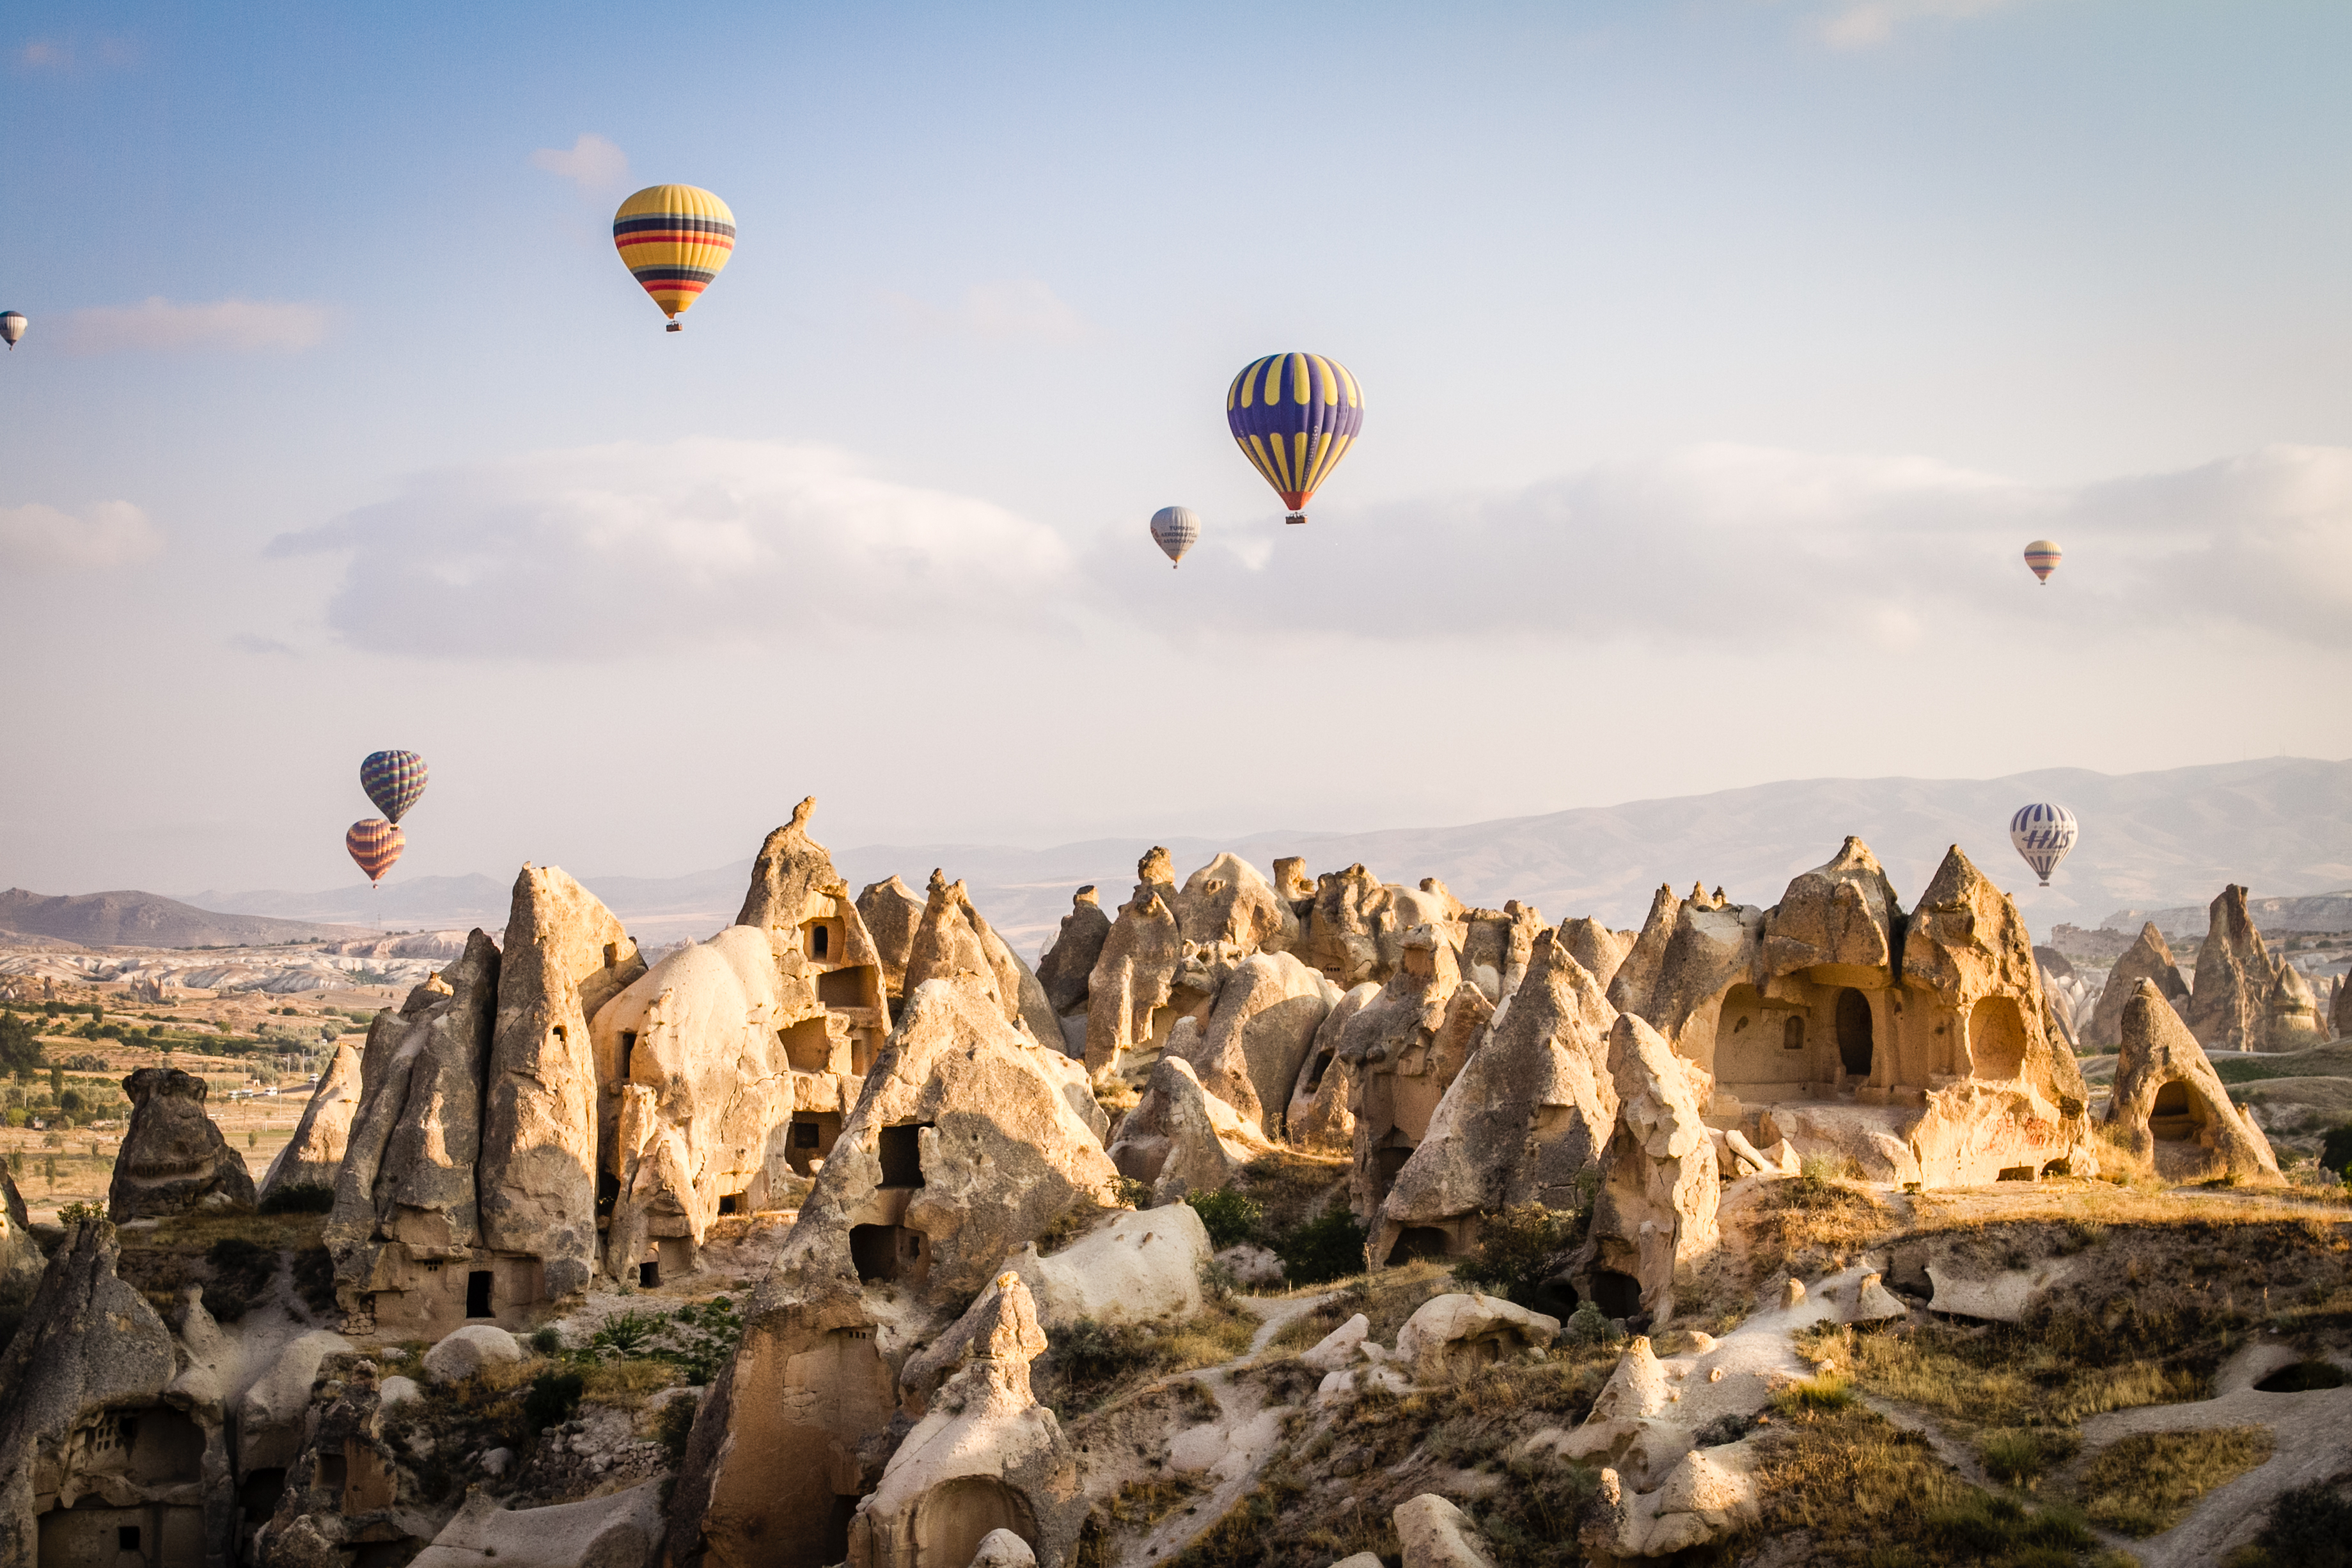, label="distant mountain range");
[159,755,2352,955]
[2103,890,2352,942]
[0,888,375,949]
